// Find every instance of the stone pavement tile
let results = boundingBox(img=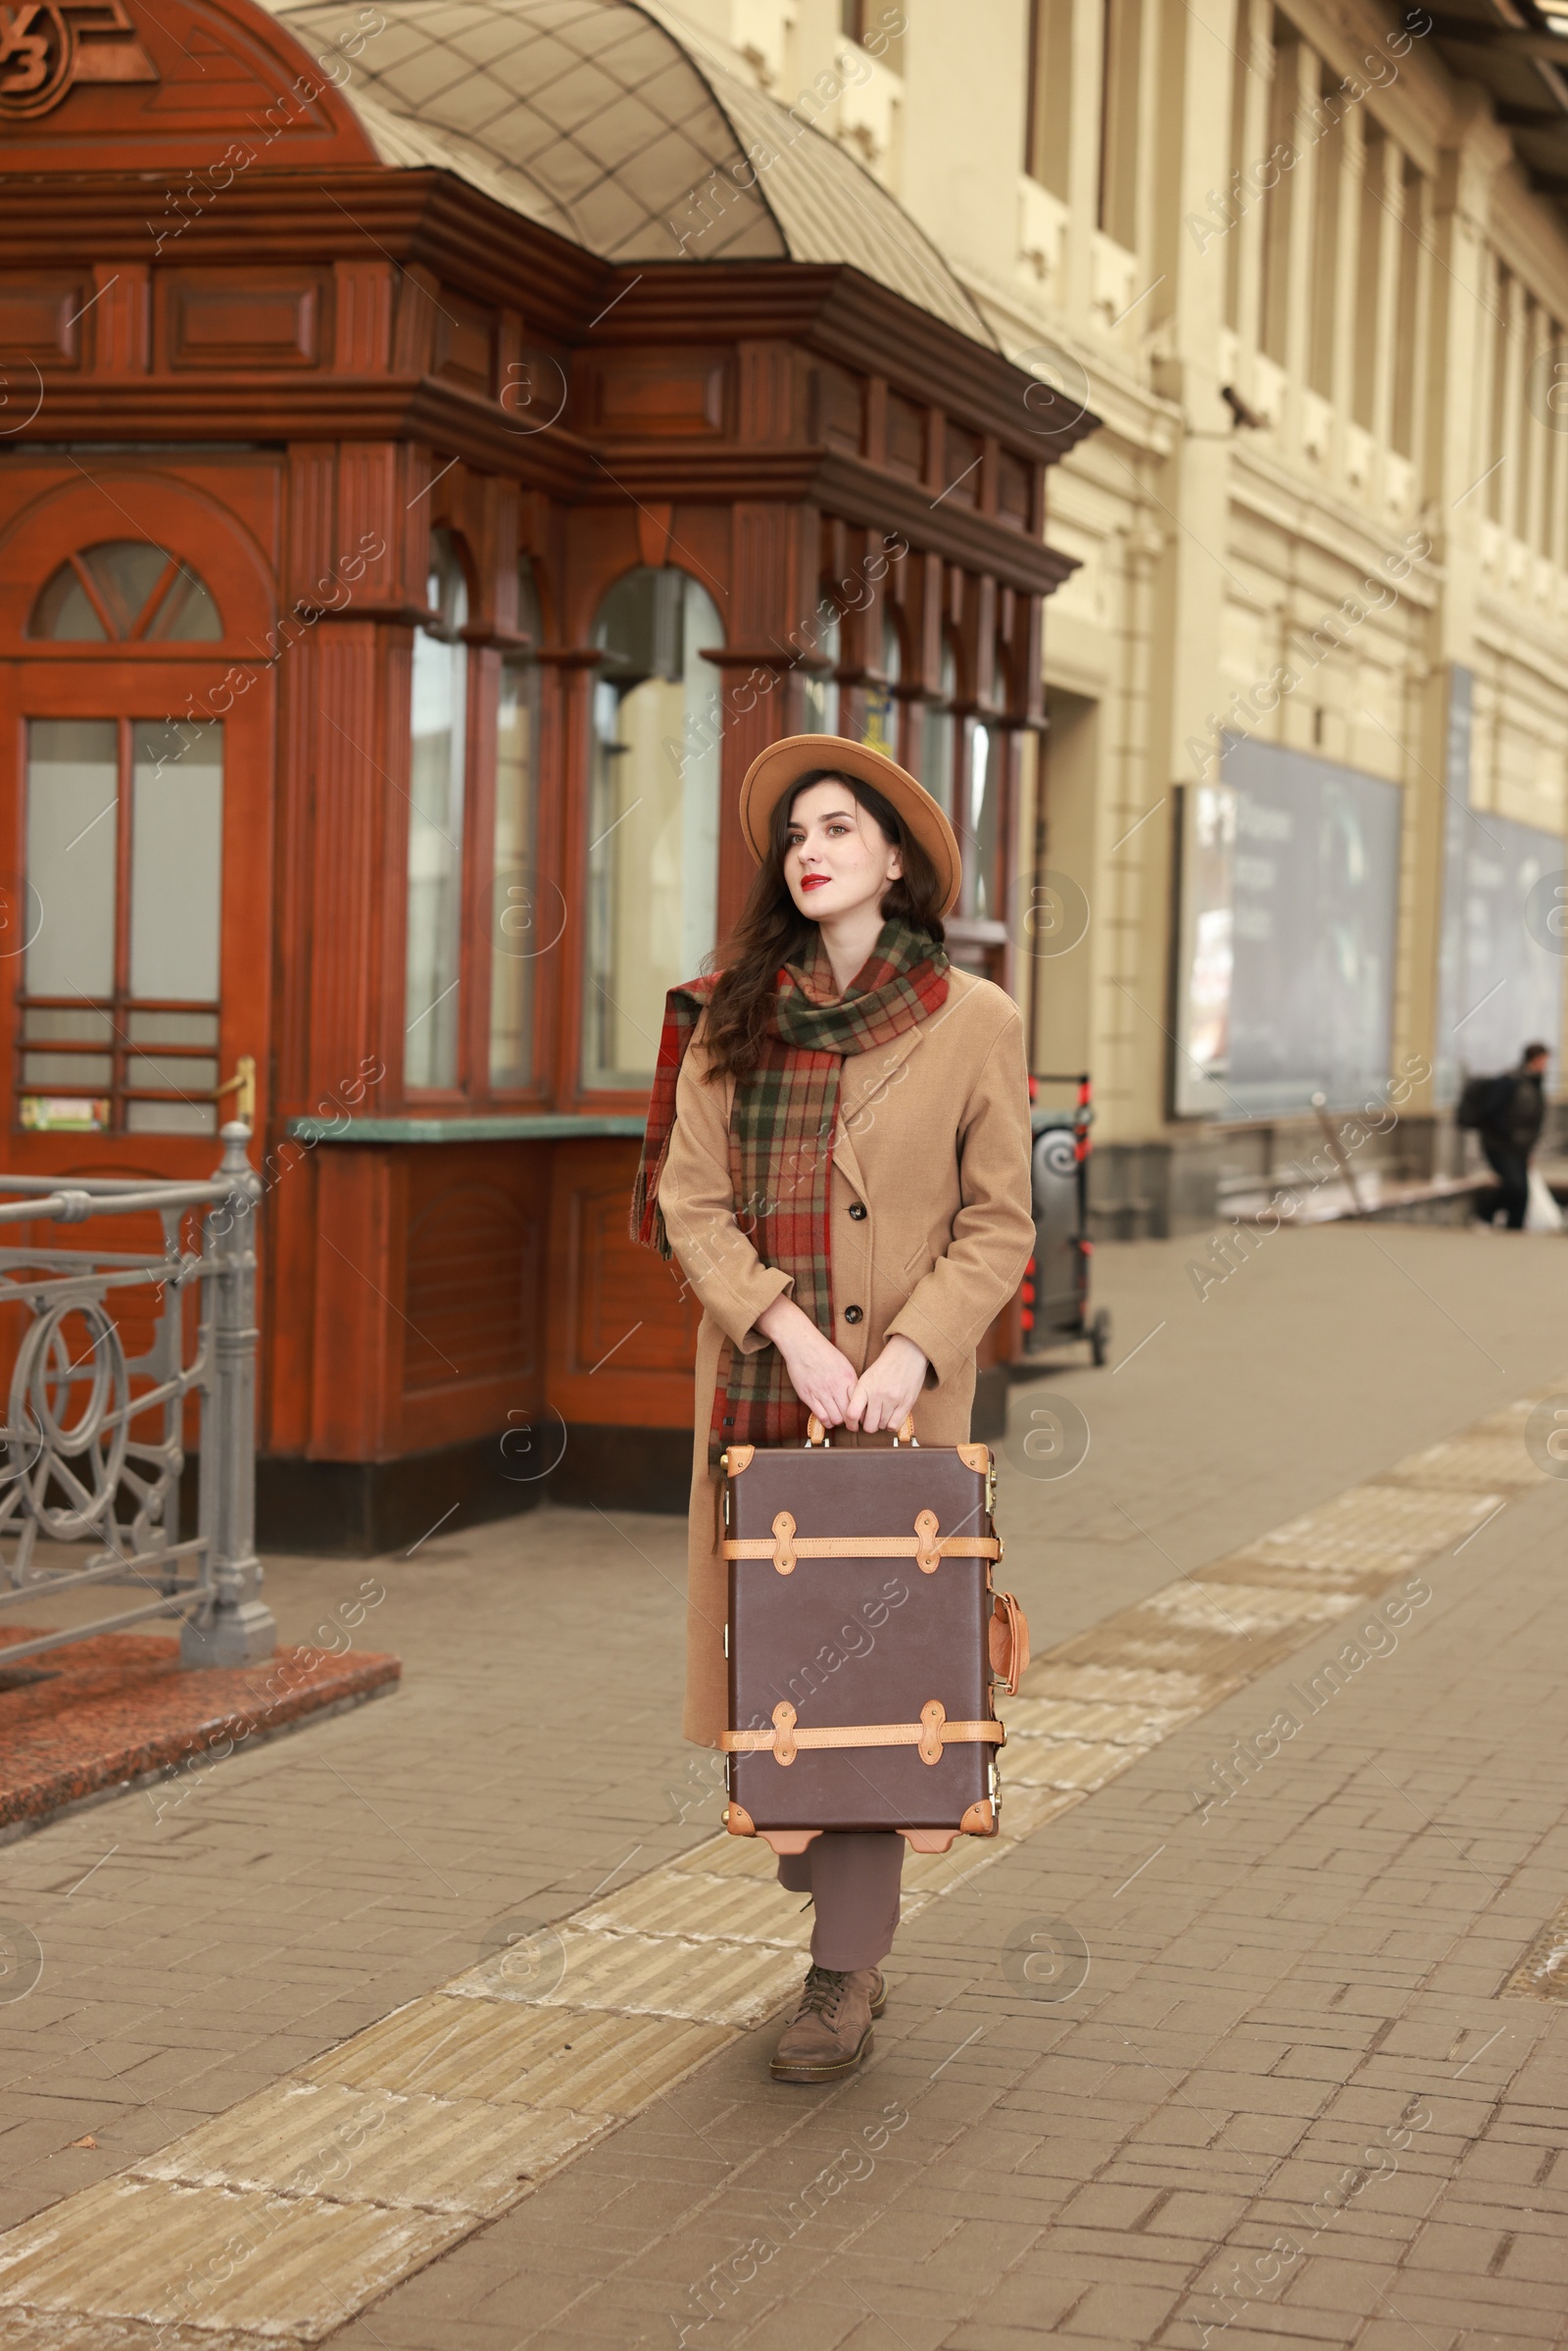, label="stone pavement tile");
[1180,2071,1339,2119]
[1054,2180,1166,2230]
[1140,2184,1254,2237]
[1365,2278,1565,2332]
[328,2322,521,2351]
[1452,2139,1560,2187]
[1495,2232,1568,2284]
[1019,2225,1201,2282]
[1065,2279,1189,2337]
